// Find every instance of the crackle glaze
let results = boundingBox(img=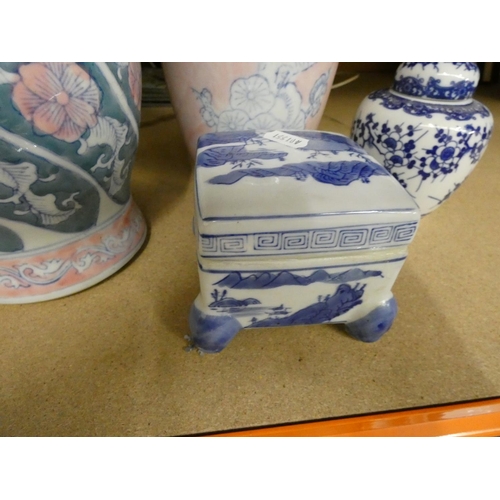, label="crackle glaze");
[188,130,420,353]
[0,62,146,303]
[351,62,493,215]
